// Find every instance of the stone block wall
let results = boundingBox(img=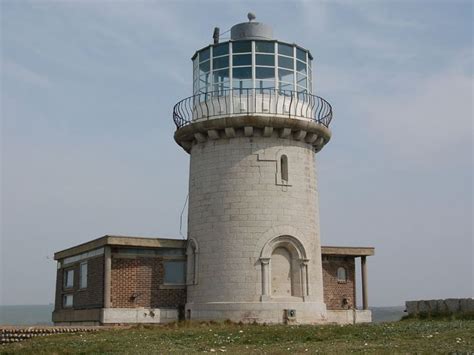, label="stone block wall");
[406,298,474,317]
[54,256,104,311]
[322,256,356,310]
[110,257,186,309]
